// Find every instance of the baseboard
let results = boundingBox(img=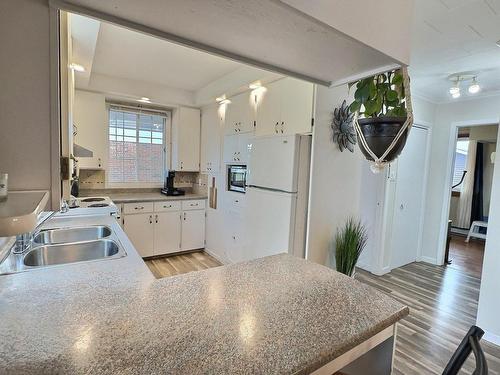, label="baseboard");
[419,256,437,265]
[483,330,500,347]
[204,248,229,265]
